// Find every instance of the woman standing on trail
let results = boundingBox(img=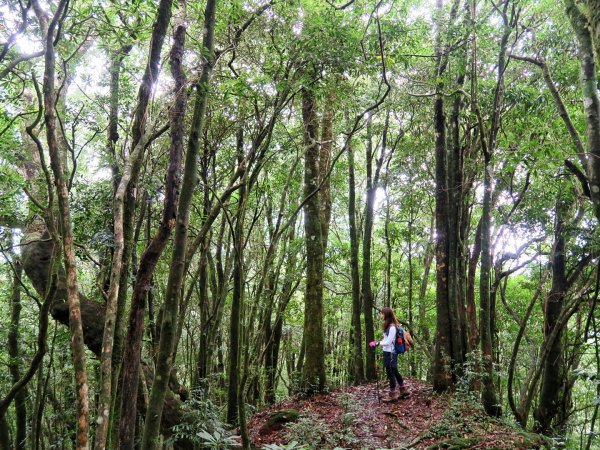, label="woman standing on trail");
[369,306,408,399]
